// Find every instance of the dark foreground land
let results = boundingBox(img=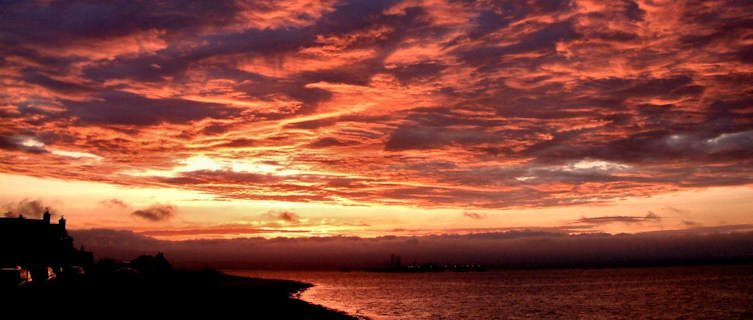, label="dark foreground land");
[2,270,357,319]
